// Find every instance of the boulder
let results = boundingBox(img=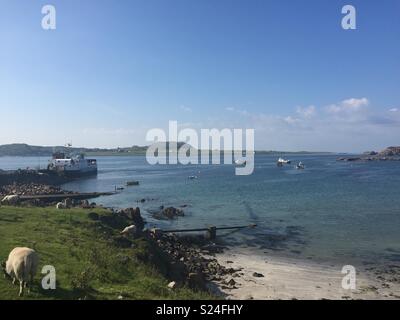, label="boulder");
[112,236,132,248]
[252,272,265,278]
[120,207,145,229]
[88,212,99,220]
[80,200,90,208]
[187,272,206,290]
[63,198,72,208]
[153,207,185,220]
